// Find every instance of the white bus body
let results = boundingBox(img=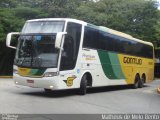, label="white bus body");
[6,18,154,95]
